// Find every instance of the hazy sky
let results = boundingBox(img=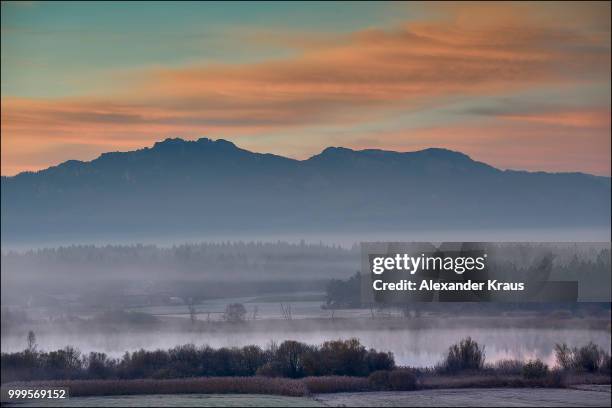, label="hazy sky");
[1,1,610,176]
